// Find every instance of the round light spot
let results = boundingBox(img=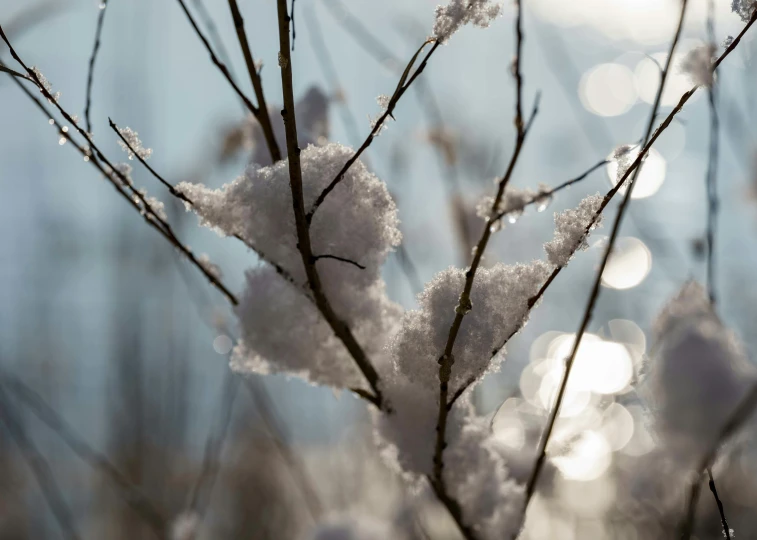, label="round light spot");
[549,334,634,395]
[635,52,701,108]
[580,63,638,117]
[601,237,652,290]
[213,334,233,355]
[606,146,667,199]
[600,403,635,451]
[552,430,612,481]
